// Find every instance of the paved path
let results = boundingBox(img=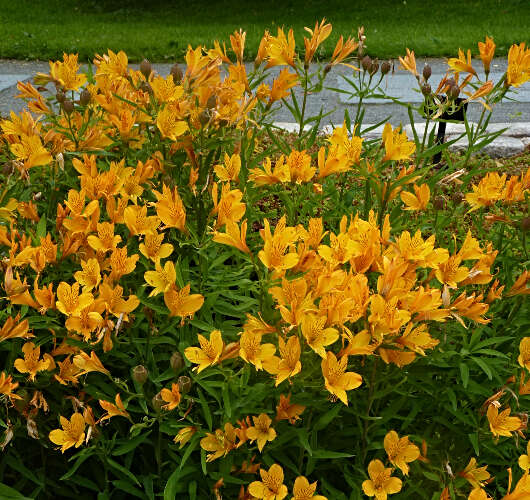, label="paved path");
[0,58,528,157]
